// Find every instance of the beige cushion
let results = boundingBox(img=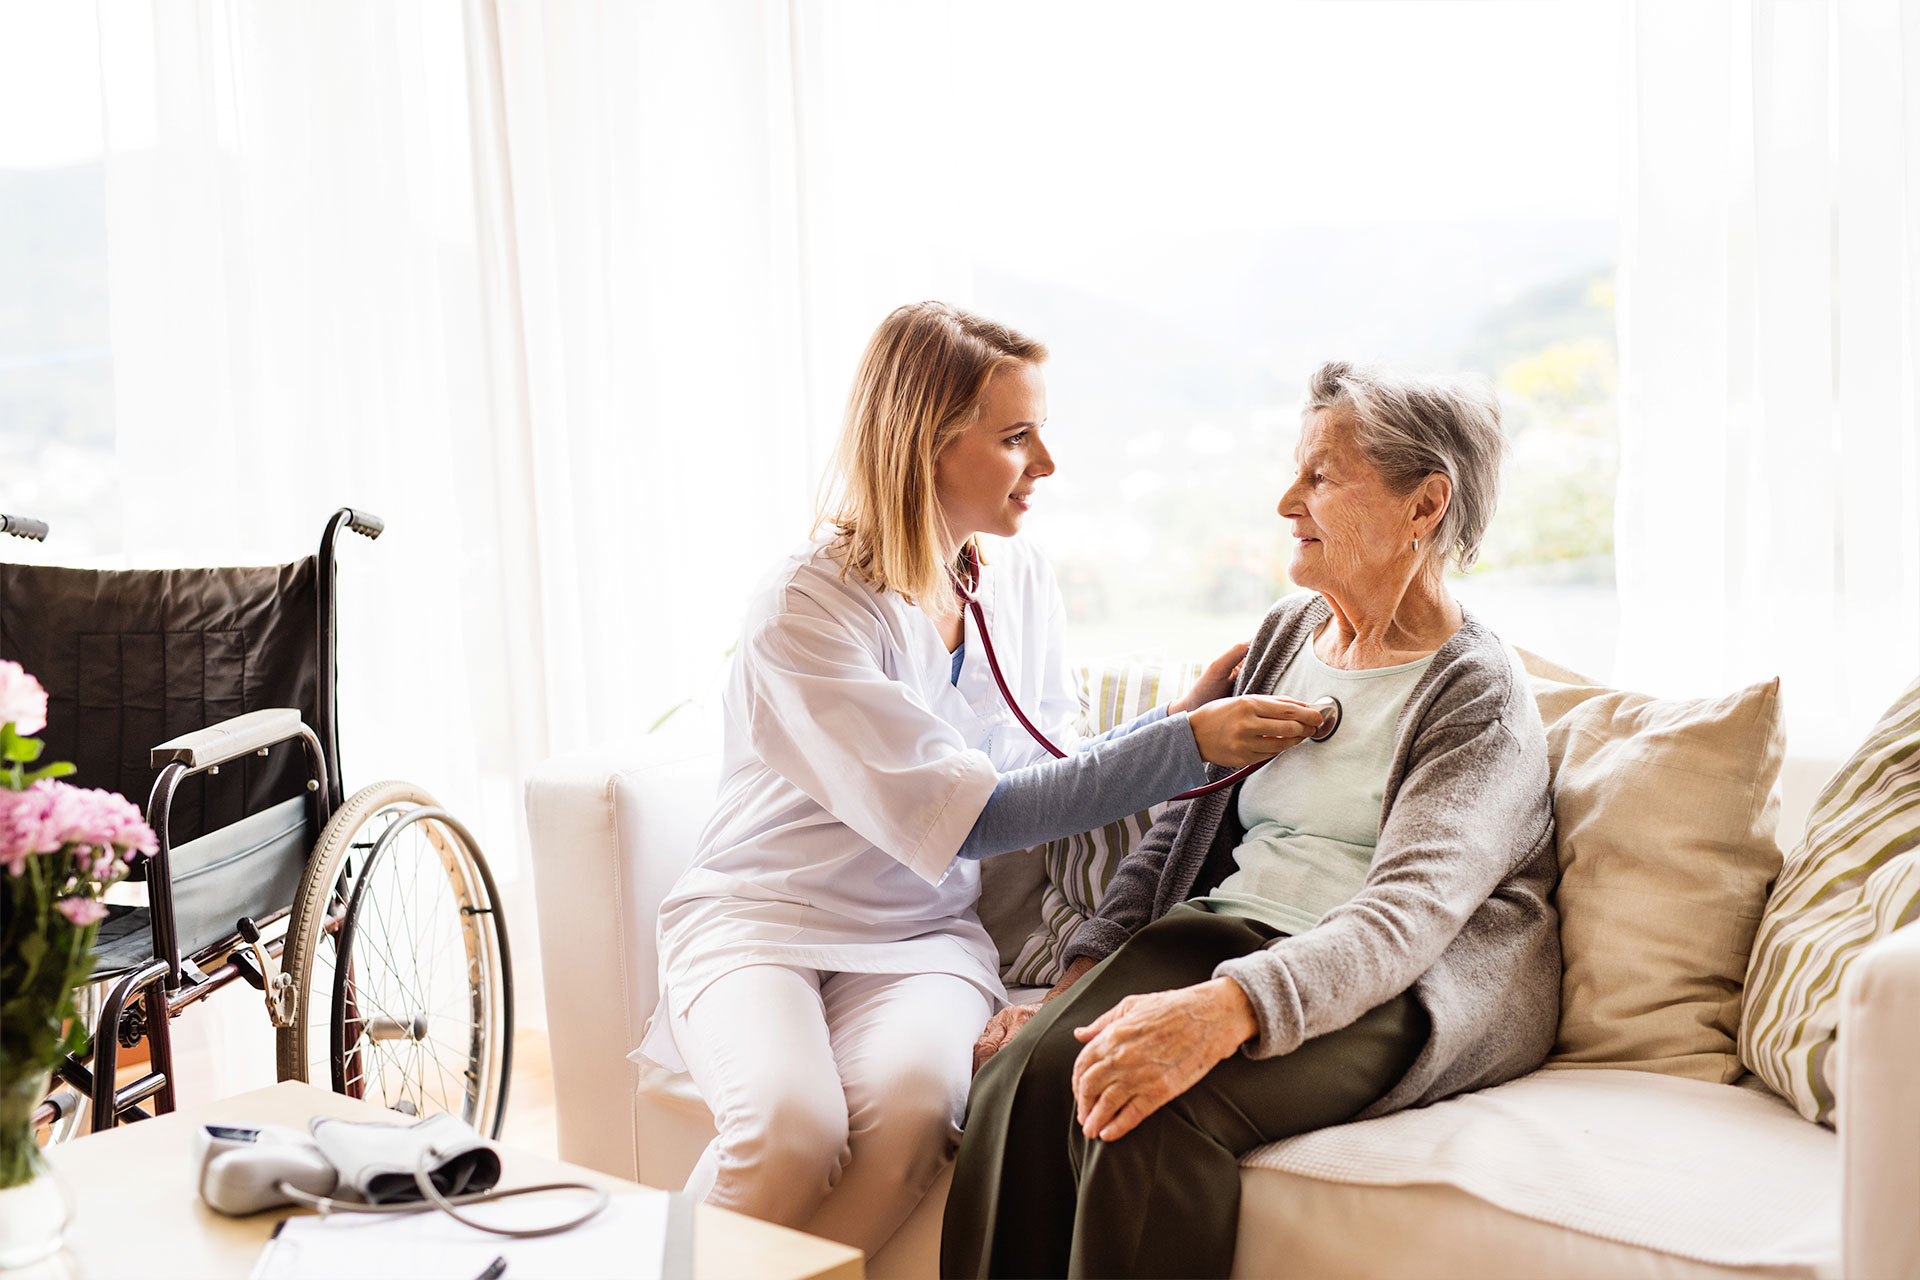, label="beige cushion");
[1516,650,1786,1082]
[1740,672,1920,1124]
[975,843,1048,975]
